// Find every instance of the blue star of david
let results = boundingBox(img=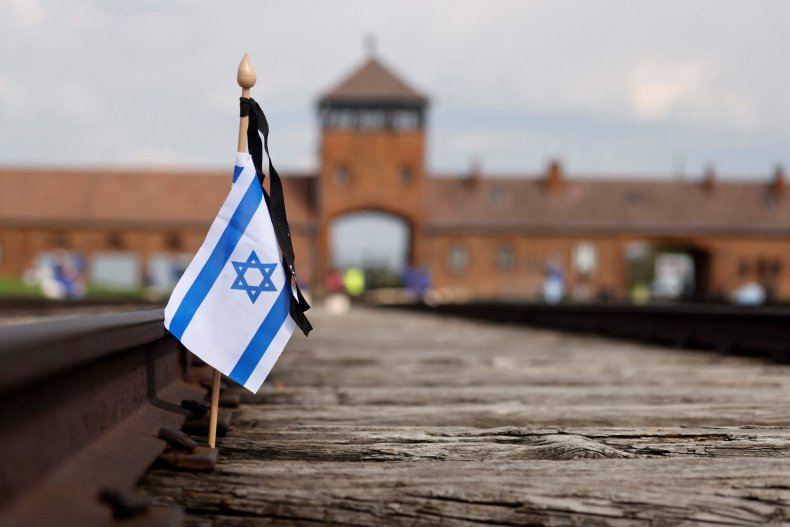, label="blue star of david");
[230,250,277,303]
